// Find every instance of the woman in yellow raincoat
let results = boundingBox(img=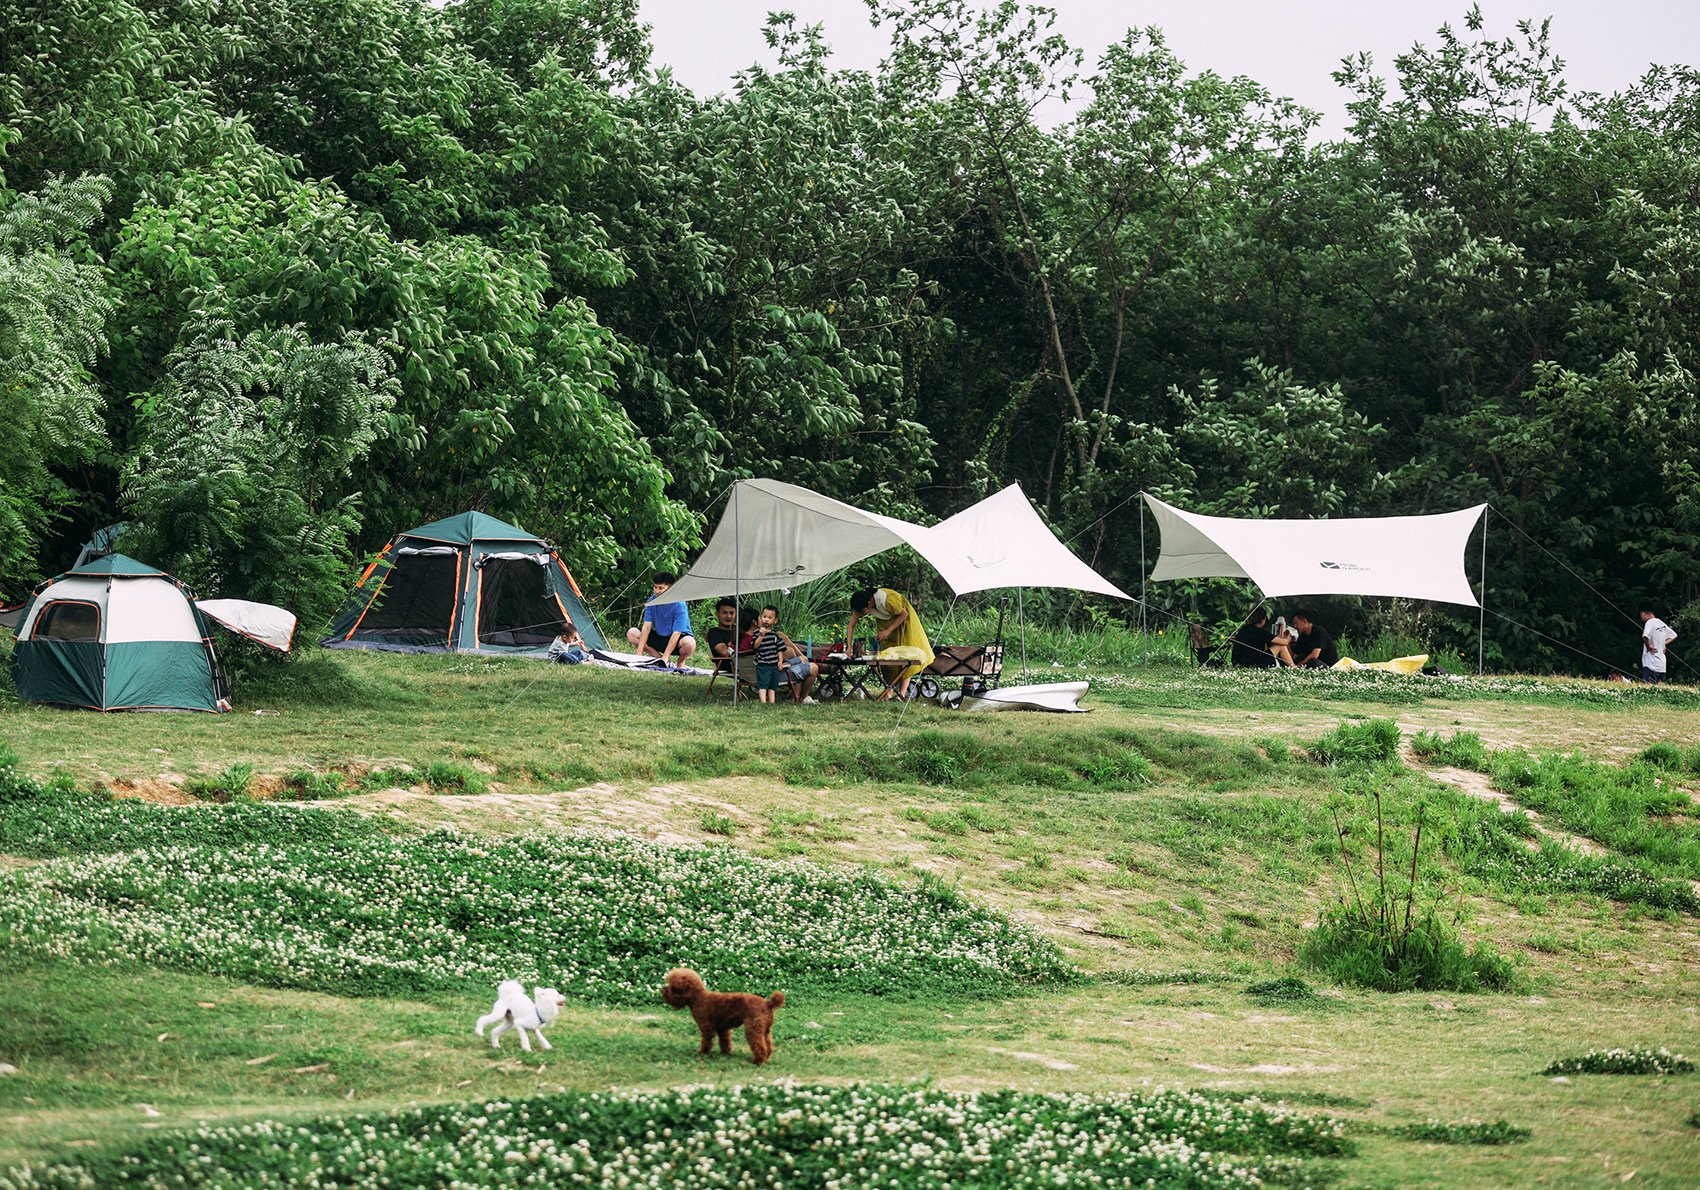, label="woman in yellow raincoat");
[846,587,934,700]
